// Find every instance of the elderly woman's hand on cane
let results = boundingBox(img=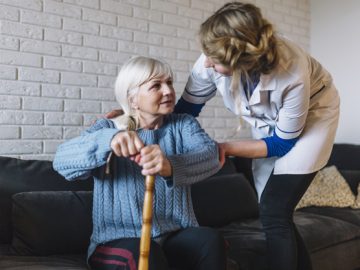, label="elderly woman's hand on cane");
[137,145,172,270]
[111,133,172,270]
[138,144,172,270]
